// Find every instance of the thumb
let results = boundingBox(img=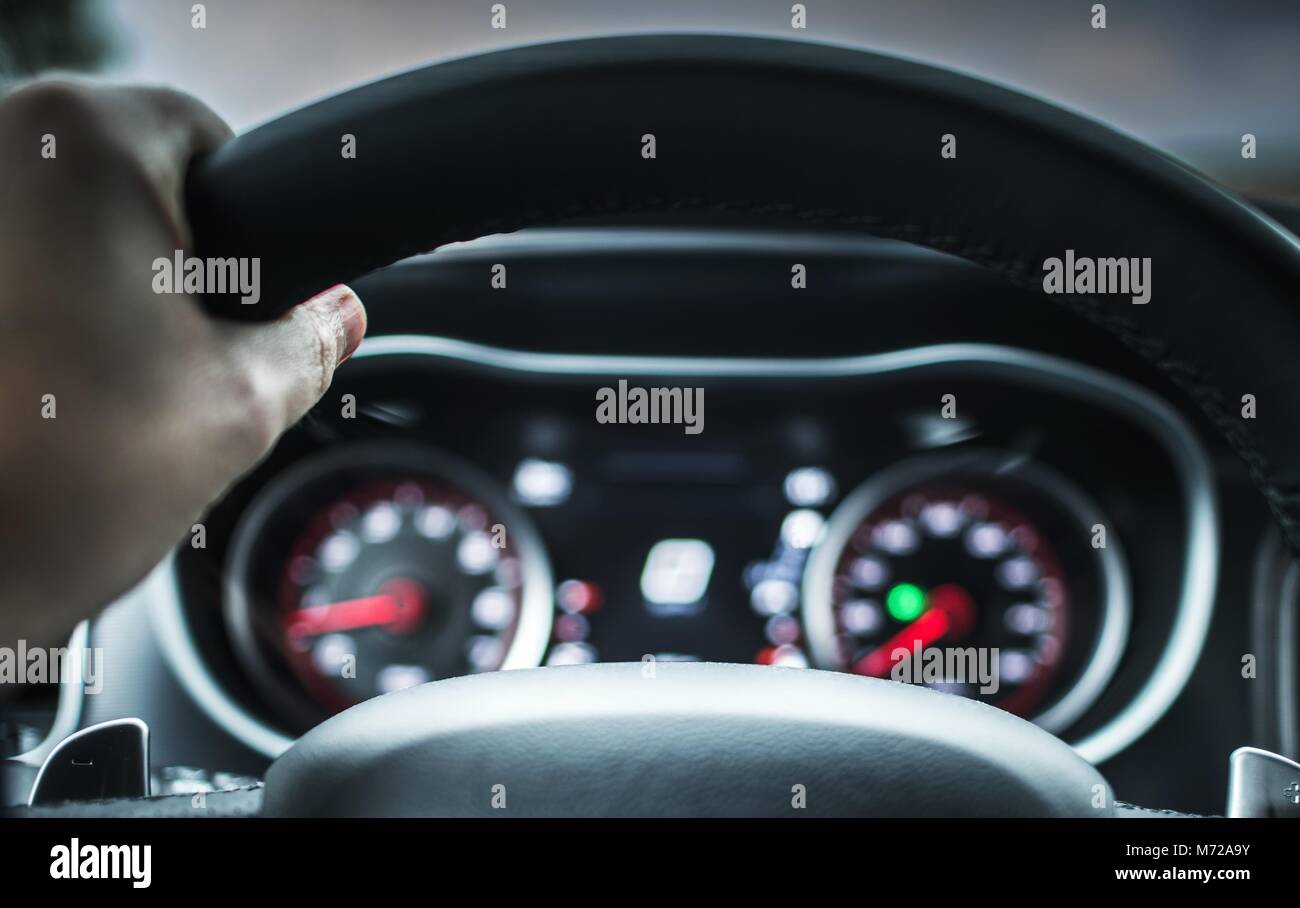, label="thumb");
[221,283,367,445]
